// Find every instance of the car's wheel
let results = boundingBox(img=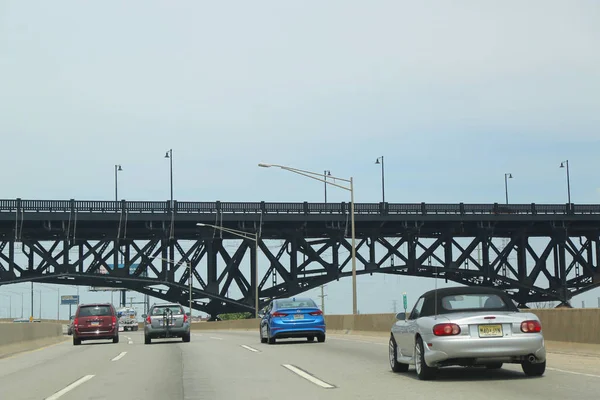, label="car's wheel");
[307,336,314,342]
[317,334,326,343]
[267,327,276,344]
[73,337,81,346]
[414,337,436,380]
[182,333,191,343]
[113,335,119,344]
[522,359,546,376]
[486,363,503,369]
[144,335,151,345]
[389,336,409,373]
[260,326,267,344]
